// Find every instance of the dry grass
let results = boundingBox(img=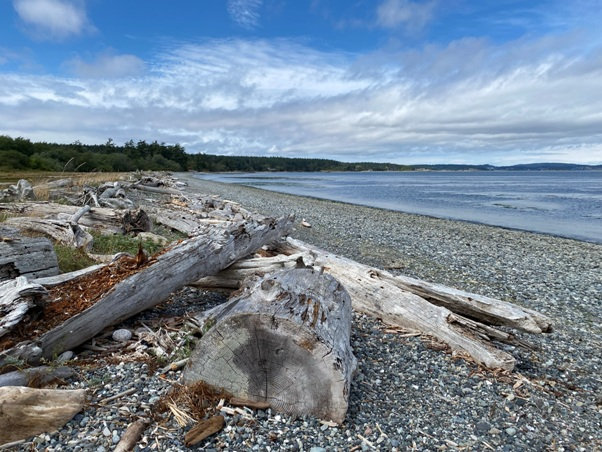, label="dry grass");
[0,171,130,187]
